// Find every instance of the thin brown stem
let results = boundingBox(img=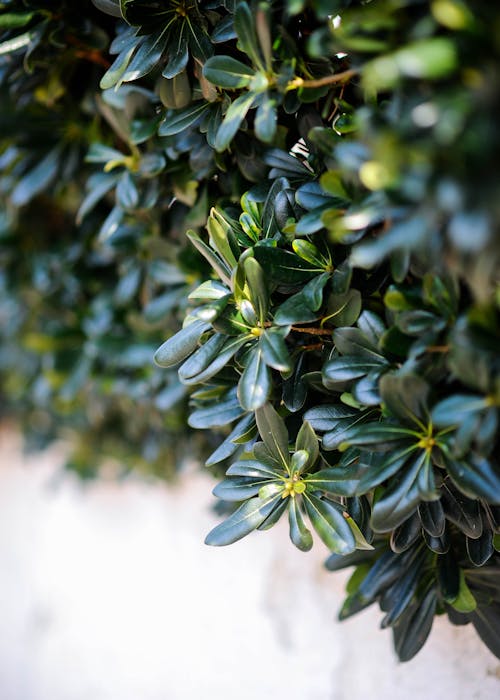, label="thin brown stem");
[291,325,332,336]
[298,68,358,89]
